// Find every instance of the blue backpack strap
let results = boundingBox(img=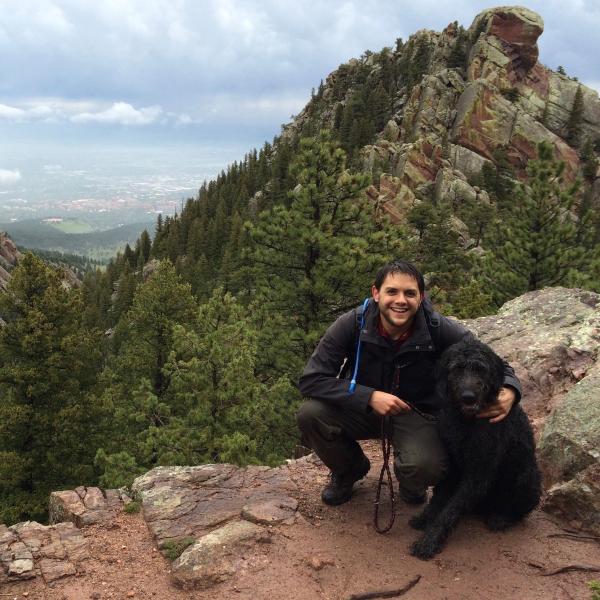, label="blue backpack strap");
[349,297,371,394]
